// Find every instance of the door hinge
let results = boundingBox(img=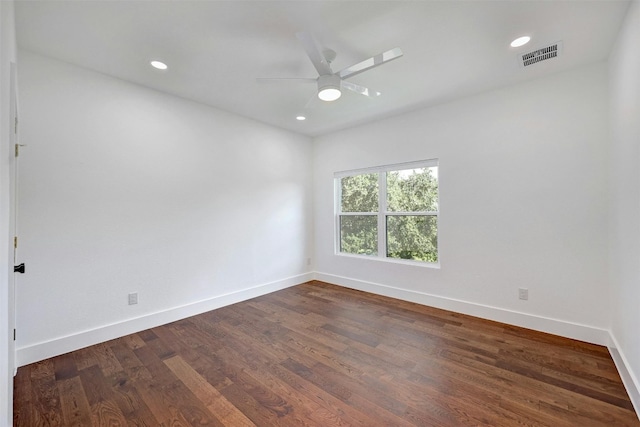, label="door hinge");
[13,329,16,341]
[15,143,19,157]
[14,236,17,249]
[14,116,18,134]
